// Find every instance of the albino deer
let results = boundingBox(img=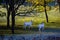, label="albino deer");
[24,20,33,30]
[38,22,44,32]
